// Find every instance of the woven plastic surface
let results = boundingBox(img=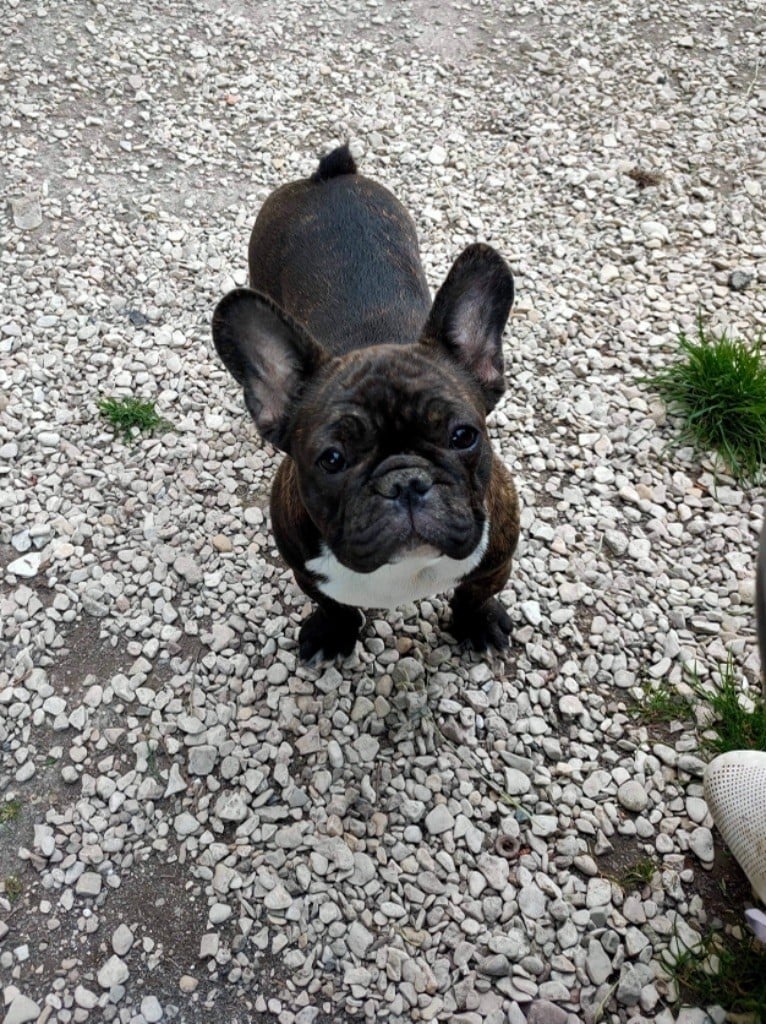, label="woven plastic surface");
[704,750,766,904]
